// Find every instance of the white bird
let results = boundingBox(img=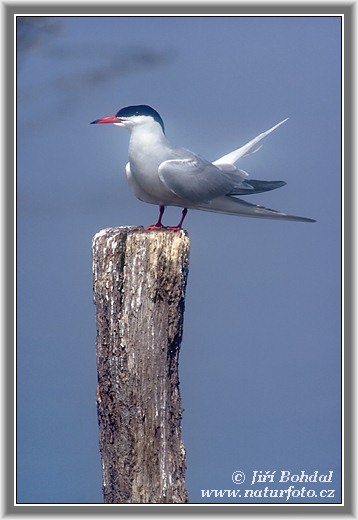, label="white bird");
[91,105,315,229]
